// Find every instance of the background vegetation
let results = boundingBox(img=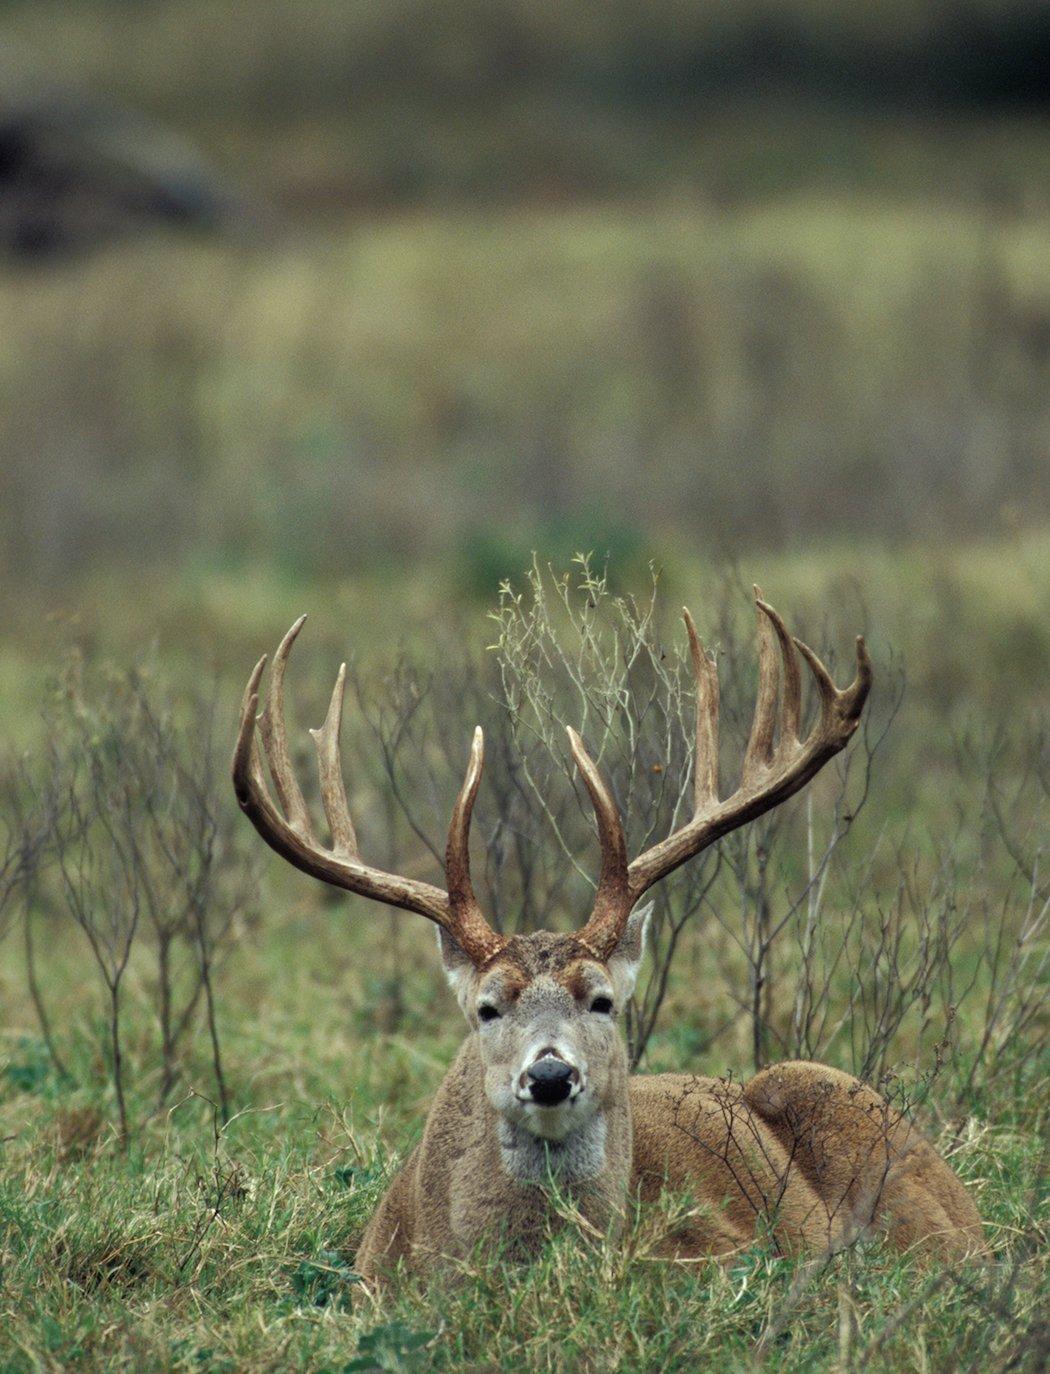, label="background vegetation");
[0,2,1046,1369]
